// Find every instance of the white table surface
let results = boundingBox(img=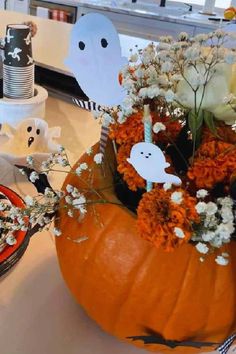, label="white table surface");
[0,97,235,354]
